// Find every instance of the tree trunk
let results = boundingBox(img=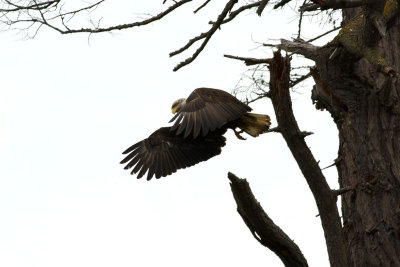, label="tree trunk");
[313,5,400,266]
